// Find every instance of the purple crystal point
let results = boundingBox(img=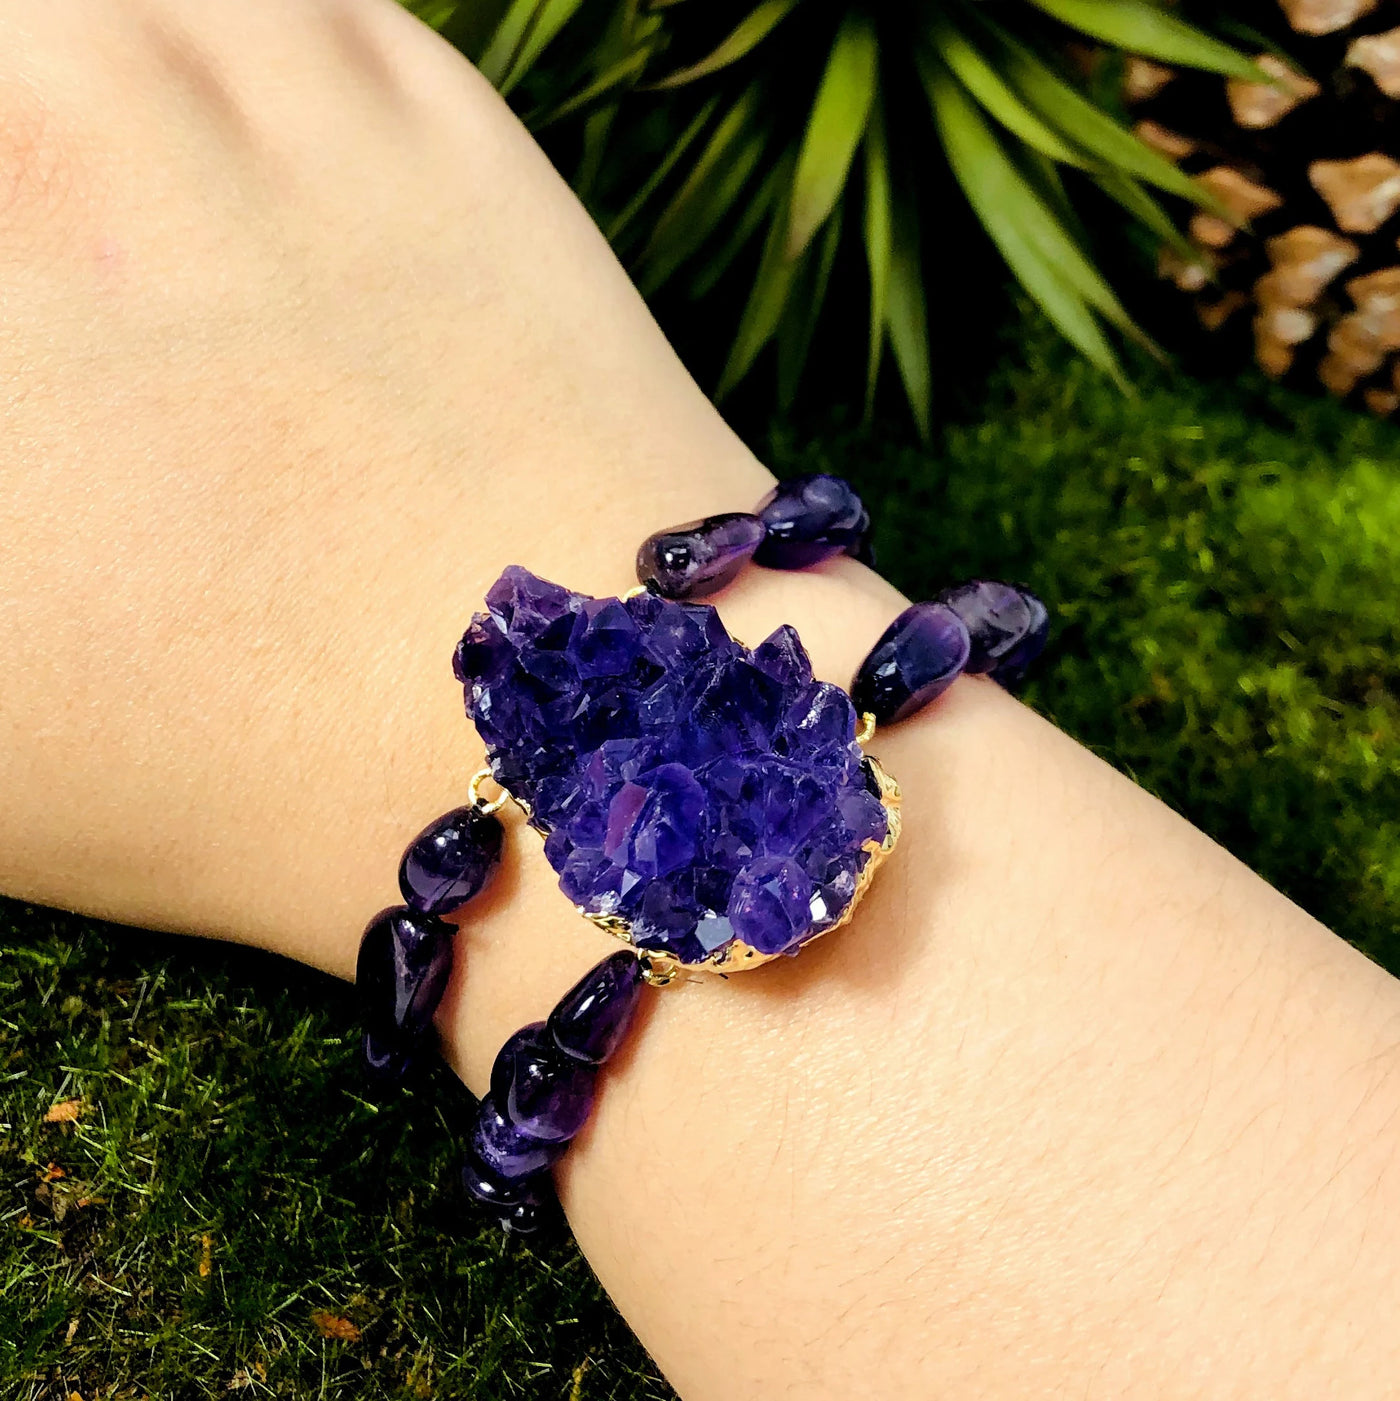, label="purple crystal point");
[851,602,971,725]
[753,474,867,570]
[636,512,766,600]
[456,569,887,961]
